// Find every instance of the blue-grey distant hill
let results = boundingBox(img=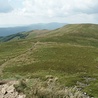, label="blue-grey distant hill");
[0,23,67,36]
